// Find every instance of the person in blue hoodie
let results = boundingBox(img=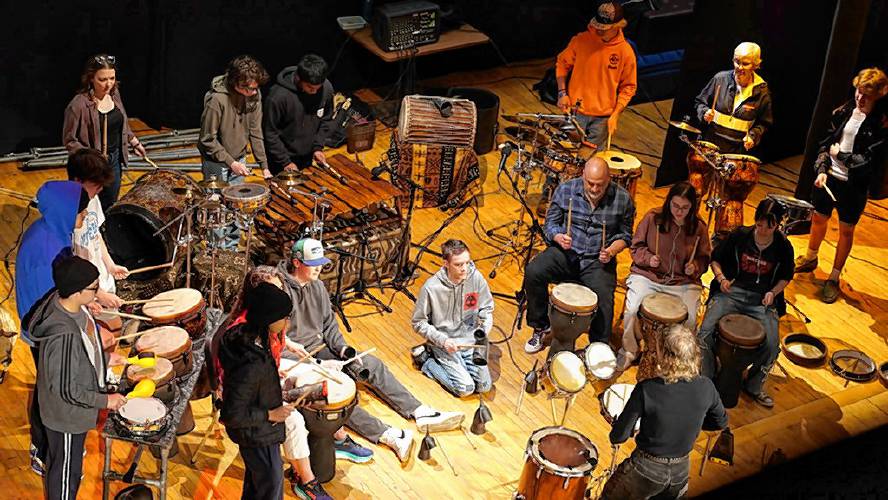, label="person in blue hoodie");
[15,180,90,476]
